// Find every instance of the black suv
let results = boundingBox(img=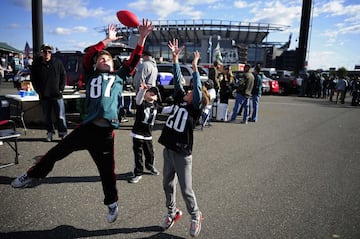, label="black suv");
[53,51,84,87]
